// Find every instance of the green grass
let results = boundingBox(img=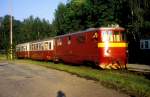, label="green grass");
[0,54,149,97]
[0,54,7,61]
